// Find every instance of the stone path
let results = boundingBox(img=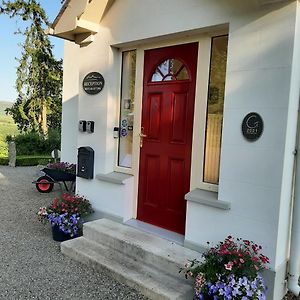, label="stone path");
[0,166,148,300]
